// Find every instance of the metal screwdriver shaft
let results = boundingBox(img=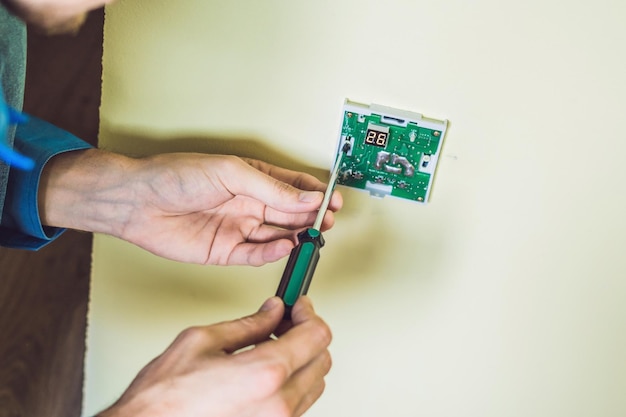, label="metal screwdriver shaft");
[312,150,345,231]
[276,144,349,319]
